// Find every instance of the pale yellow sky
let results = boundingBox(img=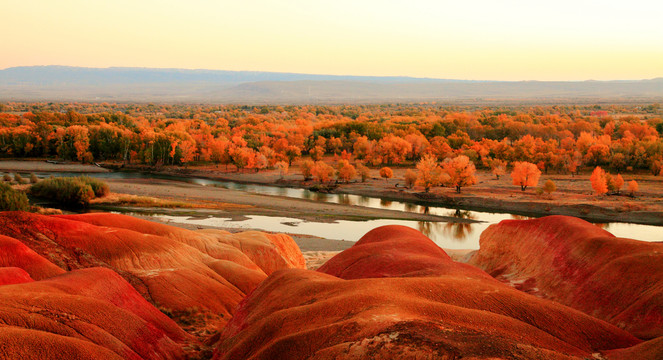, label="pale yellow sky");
[2,0,662,81]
